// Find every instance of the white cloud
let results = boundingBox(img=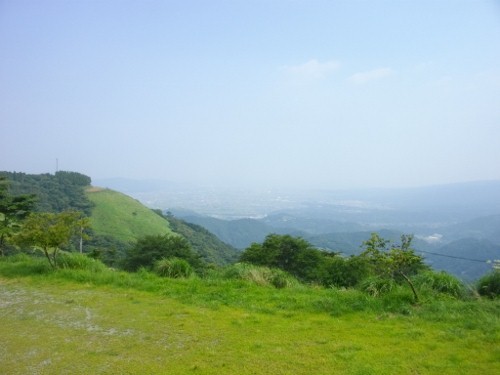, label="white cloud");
[284,59,341,81]
[417,233,443,244]
[349,67,393,84]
